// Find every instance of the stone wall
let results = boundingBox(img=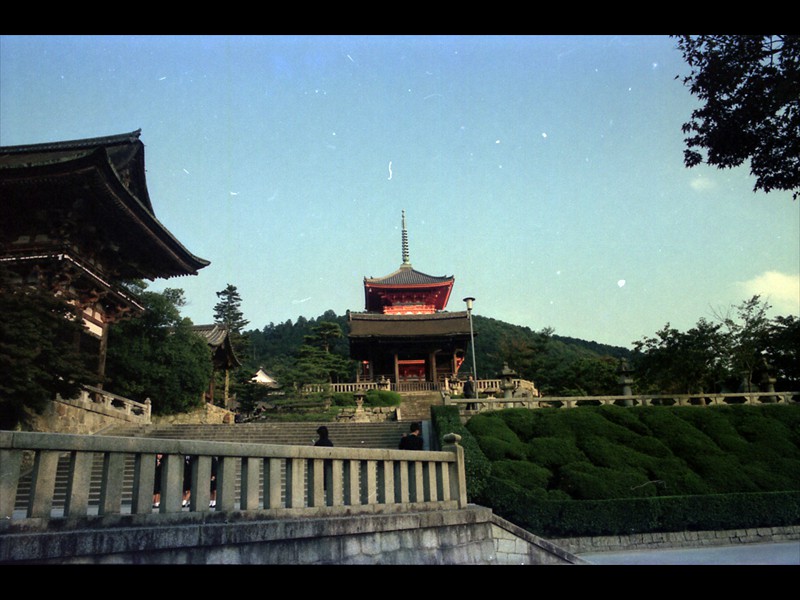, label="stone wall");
[551,525,800,555]
[23,395,142,436]
[152,402,235,426]
[0,506,586,565]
